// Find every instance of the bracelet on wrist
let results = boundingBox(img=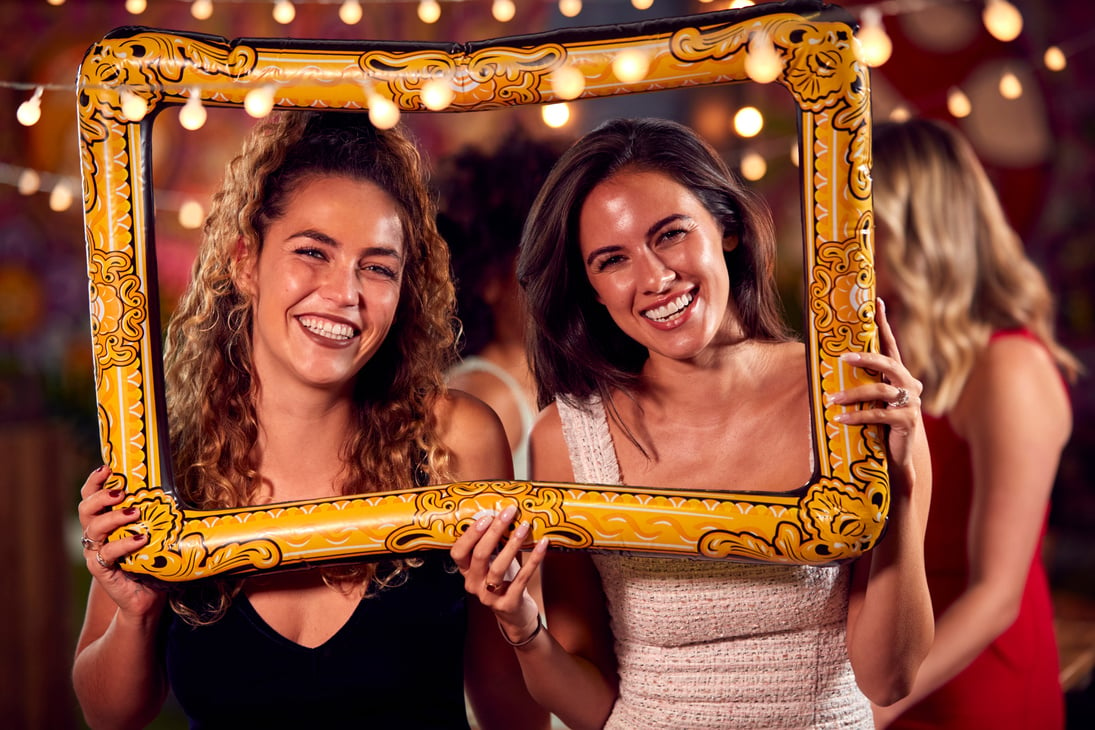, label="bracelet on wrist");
[498,614,544,648]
